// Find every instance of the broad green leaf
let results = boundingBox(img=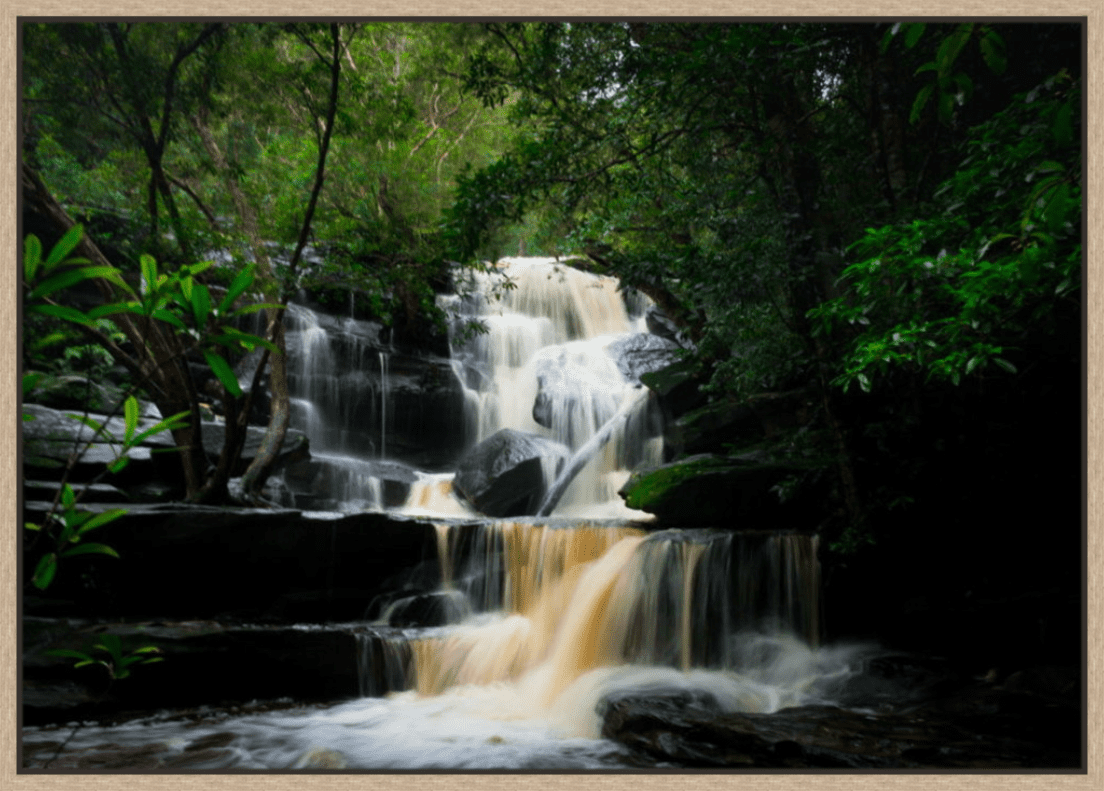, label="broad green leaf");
[191,282,212,330]
[131,411,190,445]
[45,224,85,267]
[218,266,256,314]
[32,553,58,590]
[61,542,121,559]
[76,508,128,534]
[179,275,194,302]
[204,350,243,398]
[63,509,94,531]
[108,456,130,474]
[124,396,139,444]
[27,304,94,326]
[46,649,95,661]
[27,266,126,301]
[150,308,189,331]
[86,302,143,320]
[213,326,280,353]
[24,235,42,281]
[910,83,935,125]
[24,522,41,532]
[979,28,1007,74]
[140,254,158,296]
[994,357,1017,374]
[904,22,926,48]
[61,483,76,508]
[878,24,900,54]
[935,24,973,79]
